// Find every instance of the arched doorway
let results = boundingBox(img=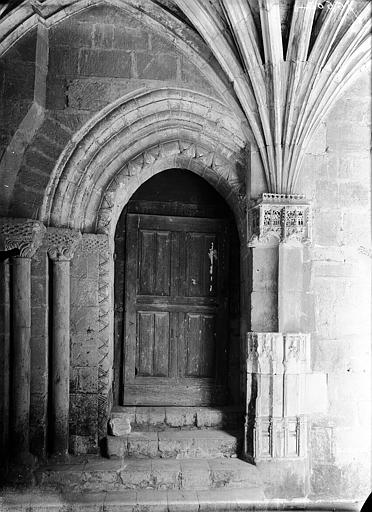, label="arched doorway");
[114,169,240,407]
